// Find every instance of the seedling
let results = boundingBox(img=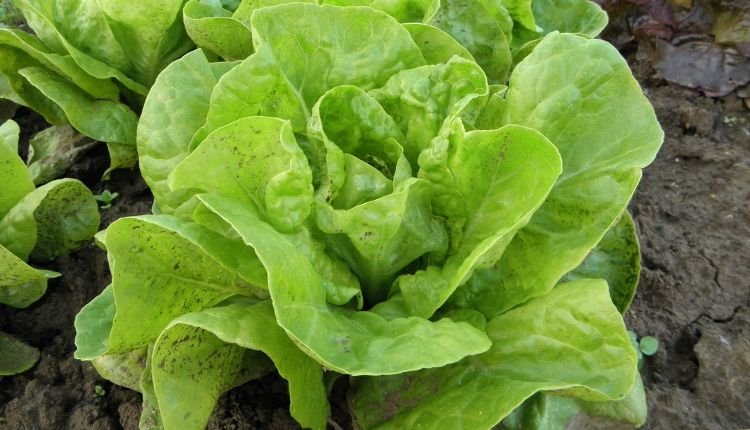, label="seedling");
[94,190,119,209]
